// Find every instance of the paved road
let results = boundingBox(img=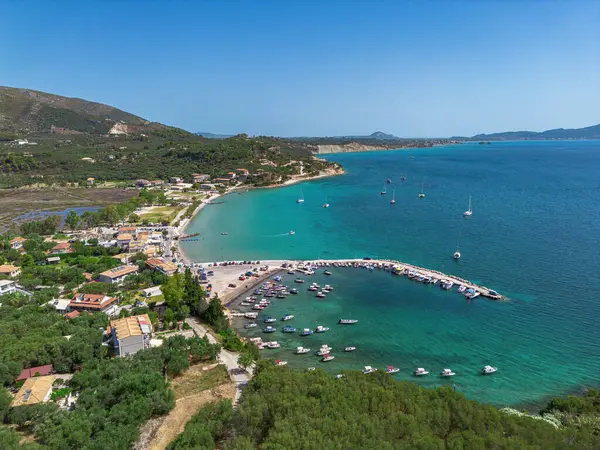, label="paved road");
[185,317,251,405]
